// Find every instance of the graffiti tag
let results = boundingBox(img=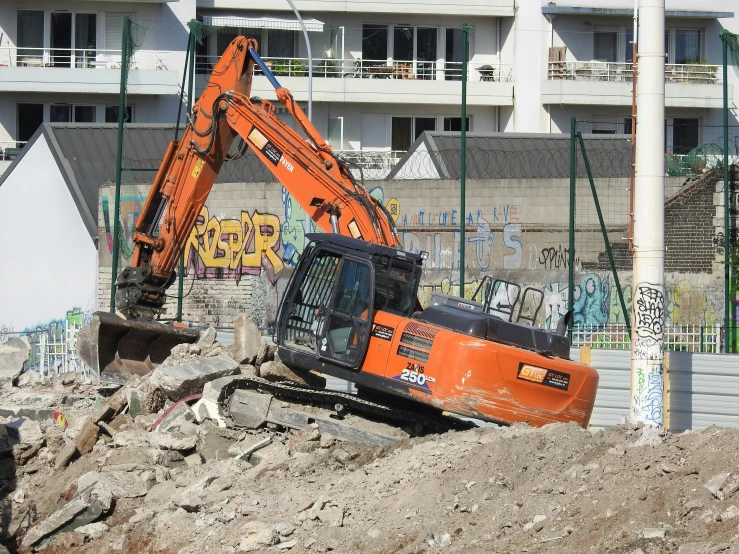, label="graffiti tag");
[635,284,665,340]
